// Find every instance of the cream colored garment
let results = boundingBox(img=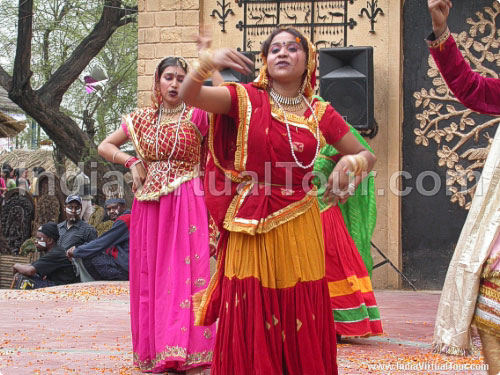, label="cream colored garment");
[433,126,500,356]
